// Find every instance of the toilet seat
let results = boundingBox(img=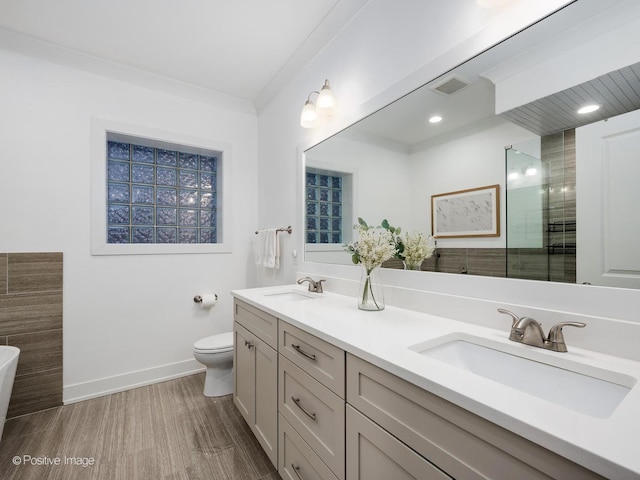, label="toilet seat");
[193,331,233,354]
